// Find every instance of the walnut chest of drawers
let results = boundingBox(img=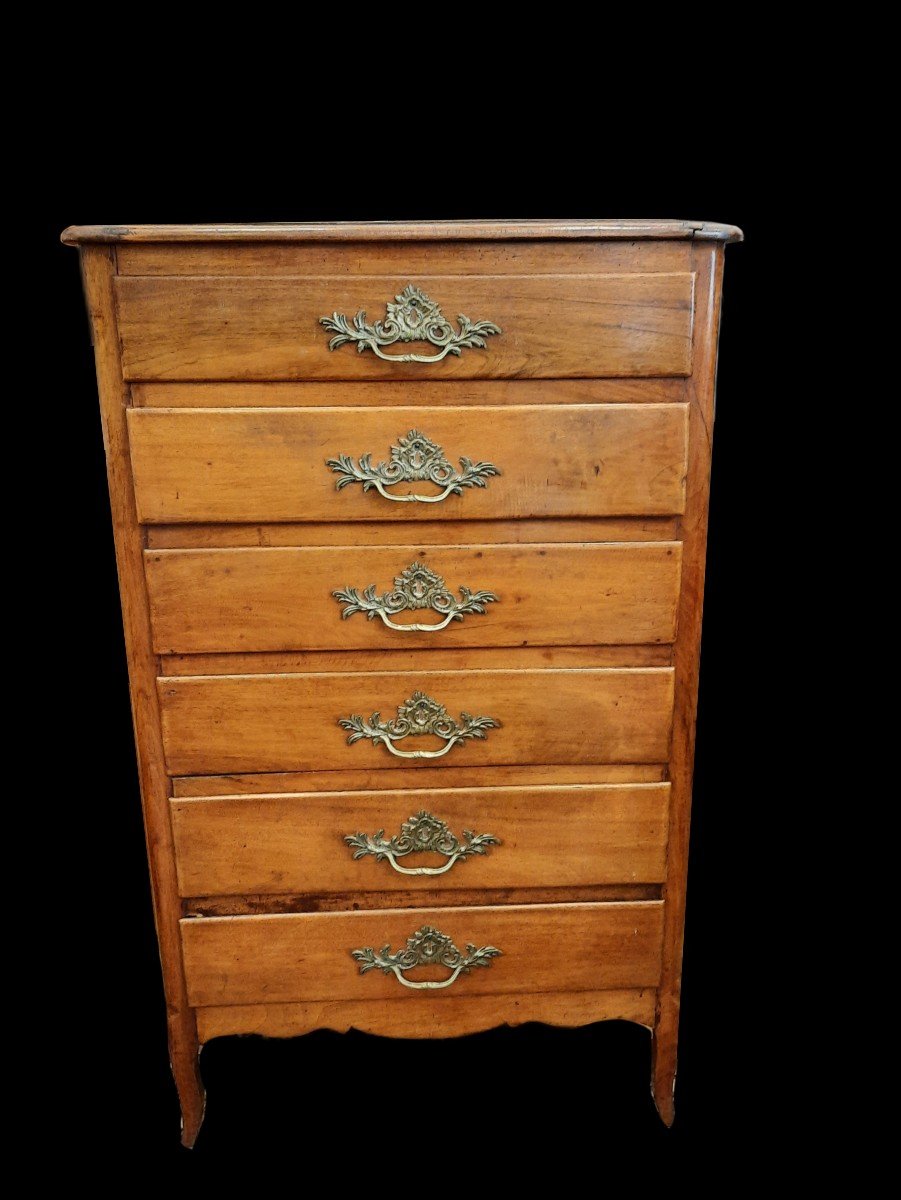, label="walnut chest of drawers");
[64,218,741,1144]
